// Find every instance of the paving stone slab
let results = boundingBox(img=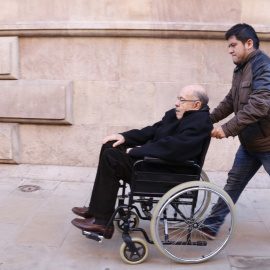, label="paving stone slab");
[229,255,270,270]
